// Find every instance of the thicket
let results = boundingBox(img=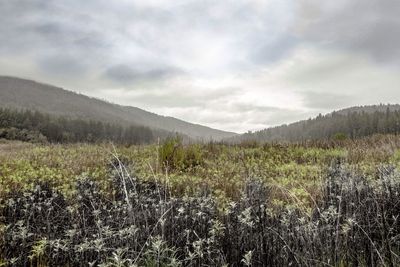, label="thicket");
[159,137,204,172]
[0,108,154,144]
[1,160,400,266]
[0,127,47,143]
